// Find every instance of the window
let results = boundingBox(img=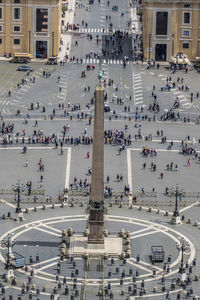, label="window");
[183,42,189,49]
[156,12,168,35]
[14,0,20,2]
[182,30,190,37]
[14,8,20,19]
[14,38,20,44]
[36,8,48,32]
[14,26,20,32]
[0,25,2,32]
[0,7,2,19]
[184,4,191,8]
[0,39,2,44]
[183,12,191,24]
